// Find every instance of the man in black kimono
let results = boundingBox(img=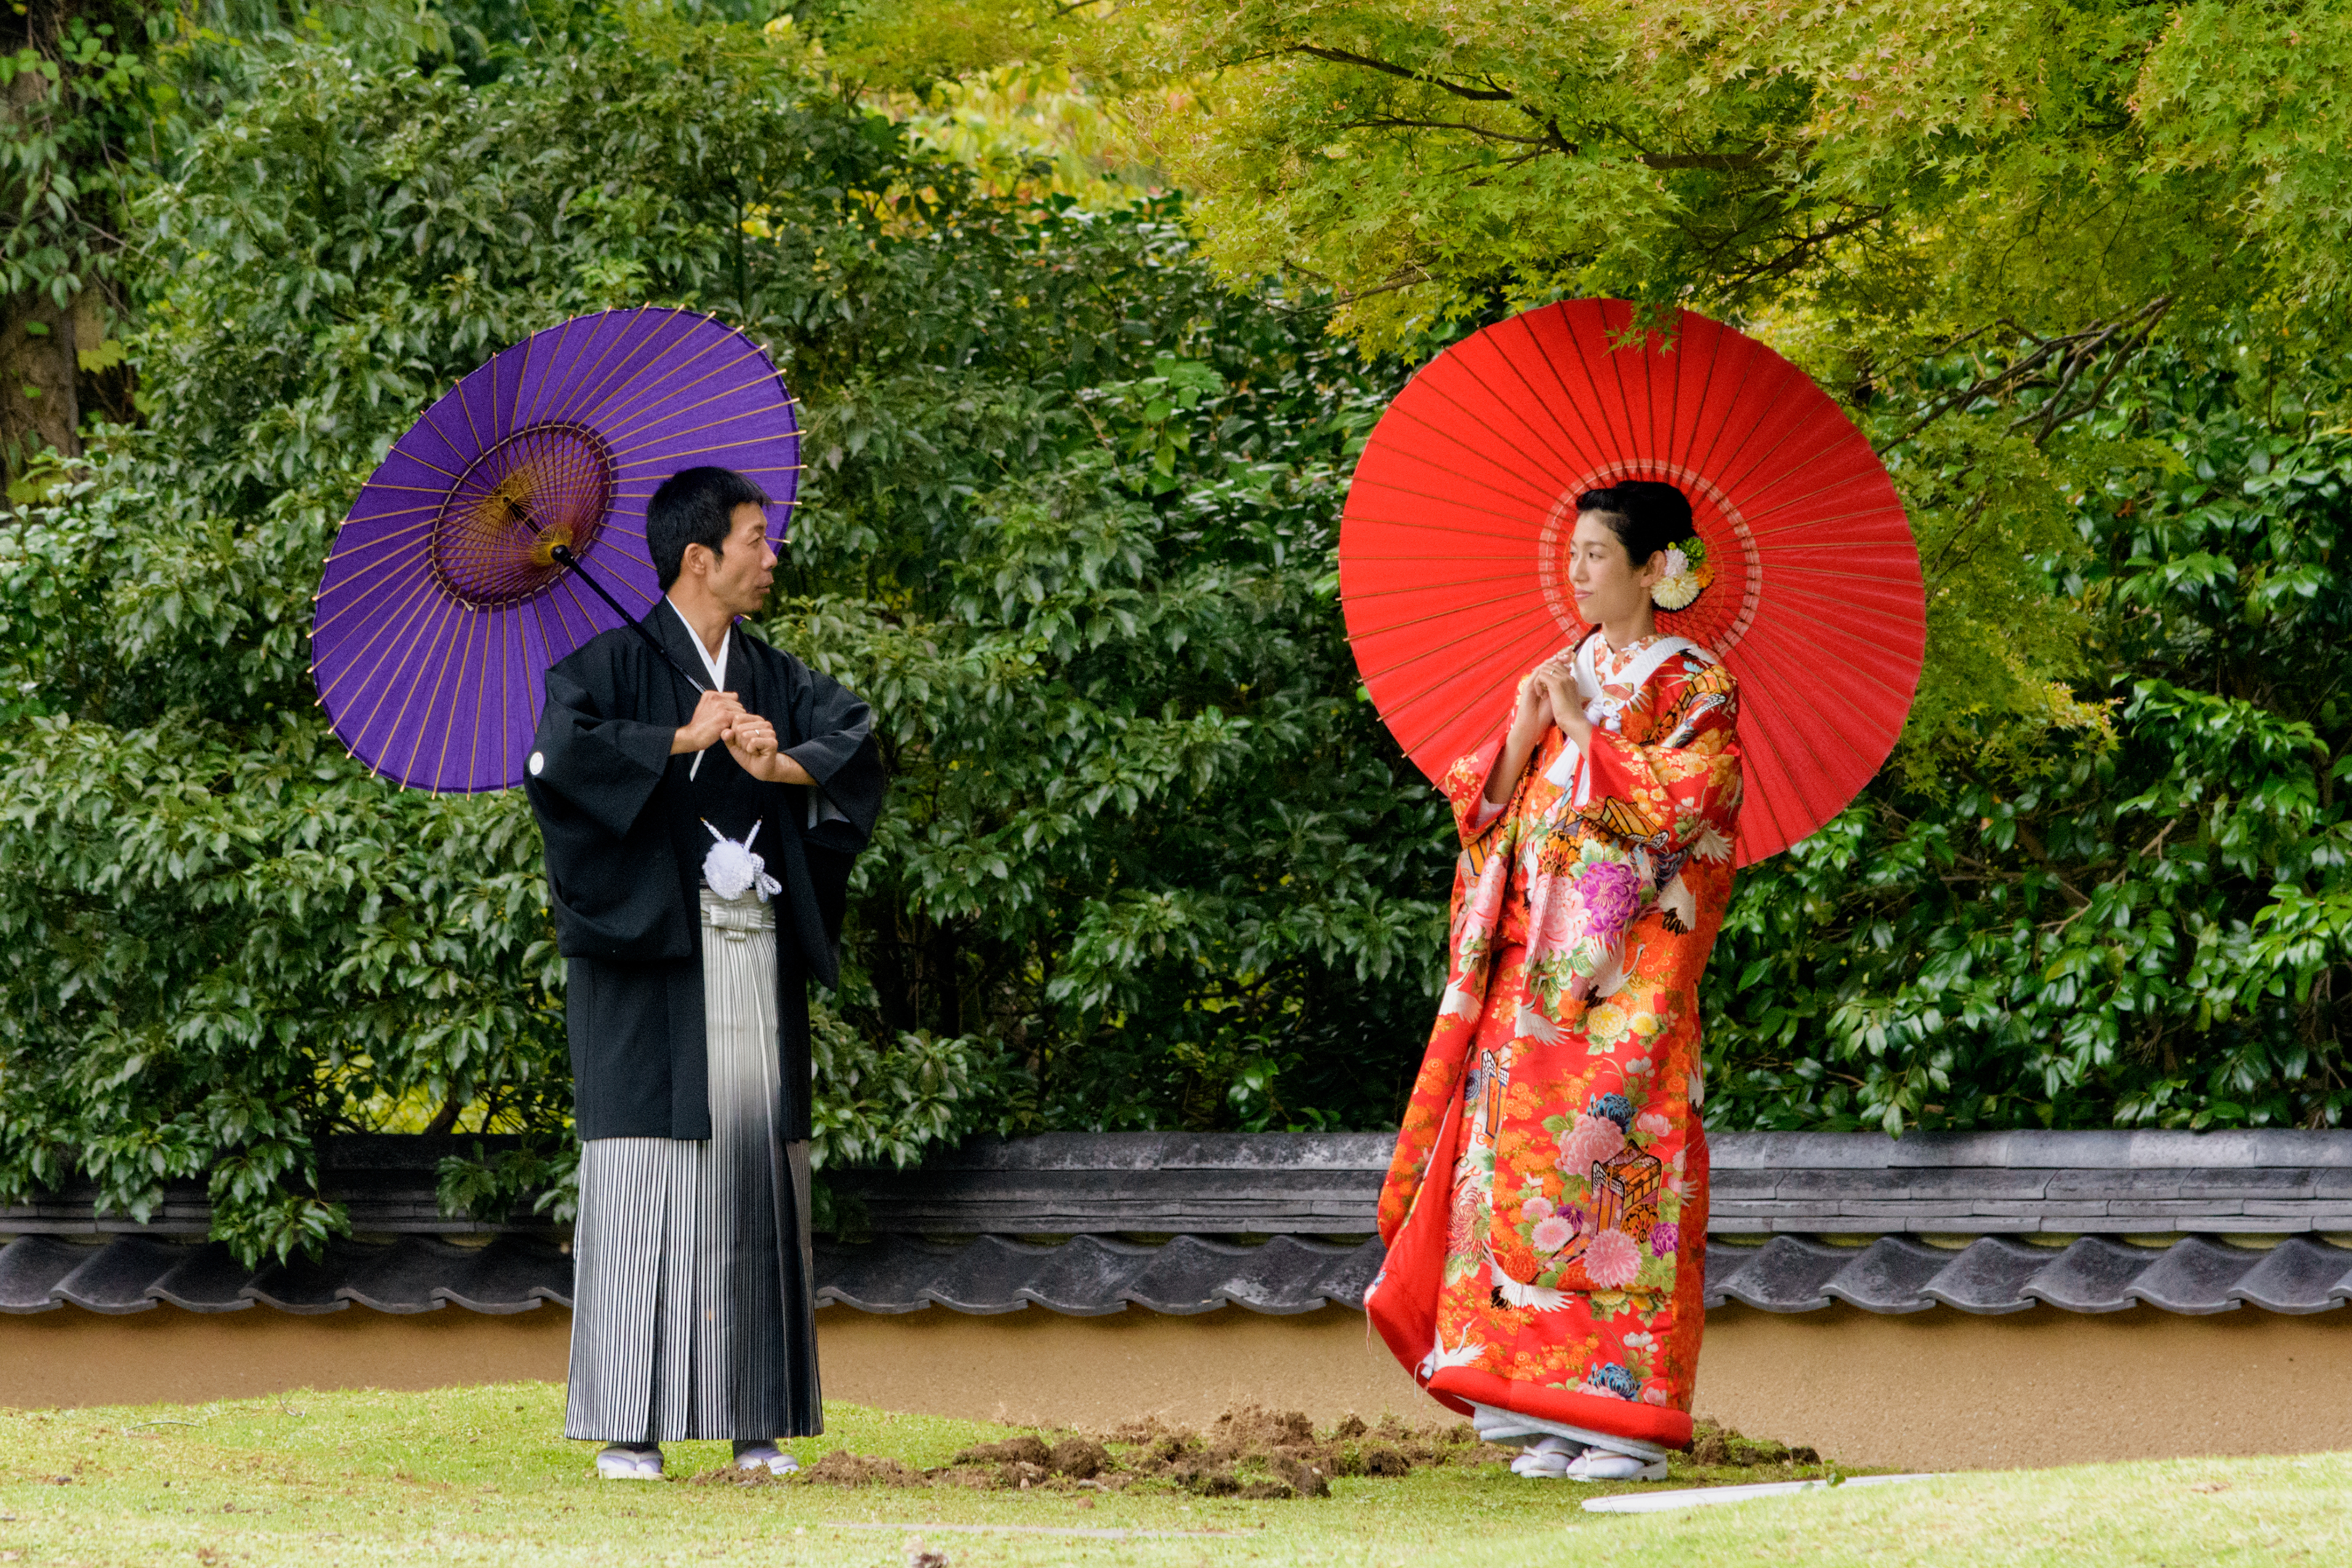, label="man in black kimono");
[523,466,883,1481]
